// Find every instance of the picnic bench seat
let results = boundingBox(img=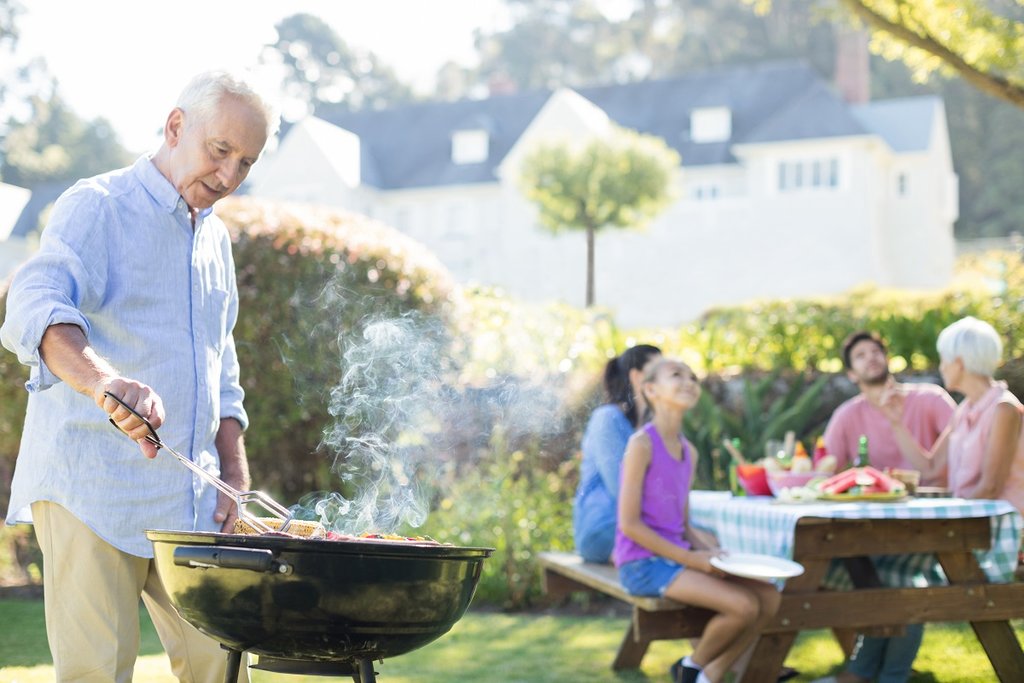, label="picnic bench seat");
[538,551,714,670]
[537,547,1000,674]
